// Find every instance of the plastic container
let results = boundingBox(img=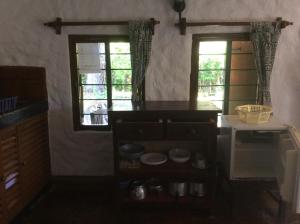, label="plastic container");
[235,104,272,124]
